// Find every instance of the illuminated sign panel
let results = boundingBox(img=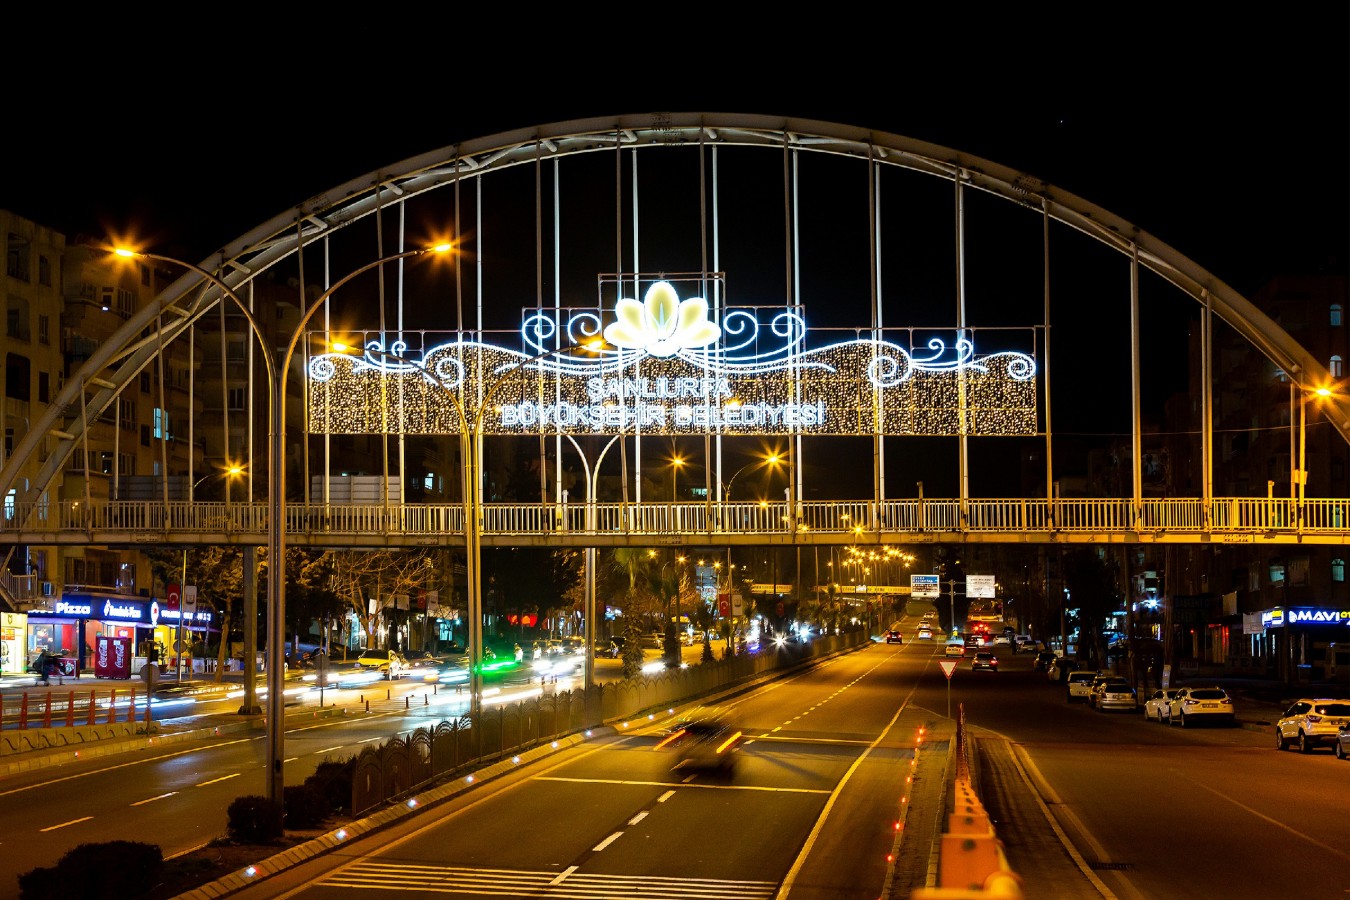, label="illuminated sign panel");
[1261,606,1350,628]
[308,281,1038,438]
